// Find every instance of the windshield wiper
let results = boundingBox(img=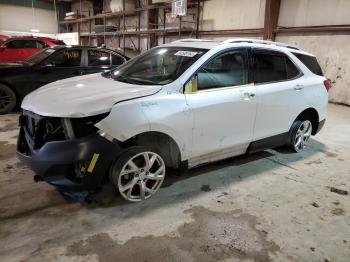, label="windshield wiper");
[114,75,142,85]
[101,71,112,78]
